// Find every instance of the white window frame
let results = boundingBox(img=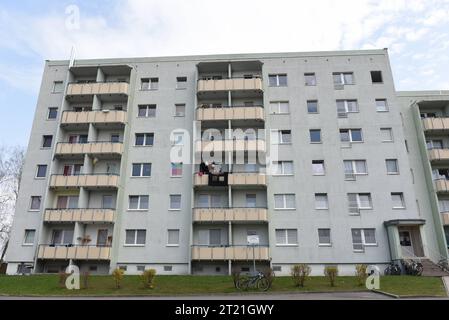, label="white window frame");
[348,193,373,210]
[386,159,399,175]
[344,160,368,175]
[47,107,58,120]
[29,196,42,211]
[268,74,287,87]
[167,229,180,247]
[272,161,294,176]
[23,229,36,246]
[274,194,296,210]
[124,229,146,246]
[375,99,389,112]
[52,81,64,93]
[315,194,329,210]
[340,129,363,143]
[138,105,156,118]
[175,104,186,117]
[275,229,298,246]
[304,73,317,86]
[337,99,359,113]
[172,132,185,146]
[318,228,332,246]
[380,128,393,142]
[131,163,152,177]
[391,193,406,209]
[309,129,322,143]
[269,101,290,114]
[307,100,319,113]
[312,160,325,176]
[176,77,187,89]
[171,162,183,177]
[135,133,154,146]
[352,228,377,252]
[333,72,354,85]
[35,165,47,179]
[169,194,182,211]
[128,195,149,211]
